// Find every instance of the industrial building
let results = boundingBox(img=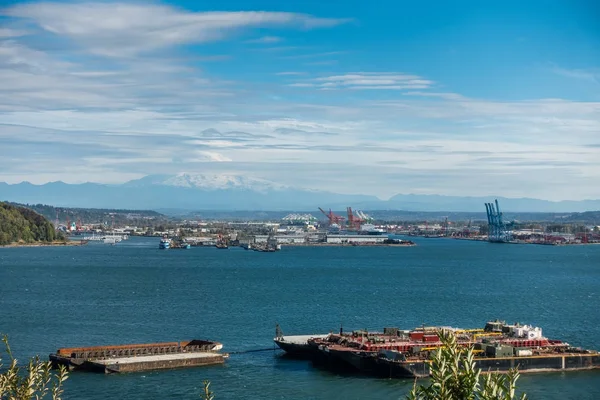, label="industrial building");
[325,234,387,244]
[254,234,307,244]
